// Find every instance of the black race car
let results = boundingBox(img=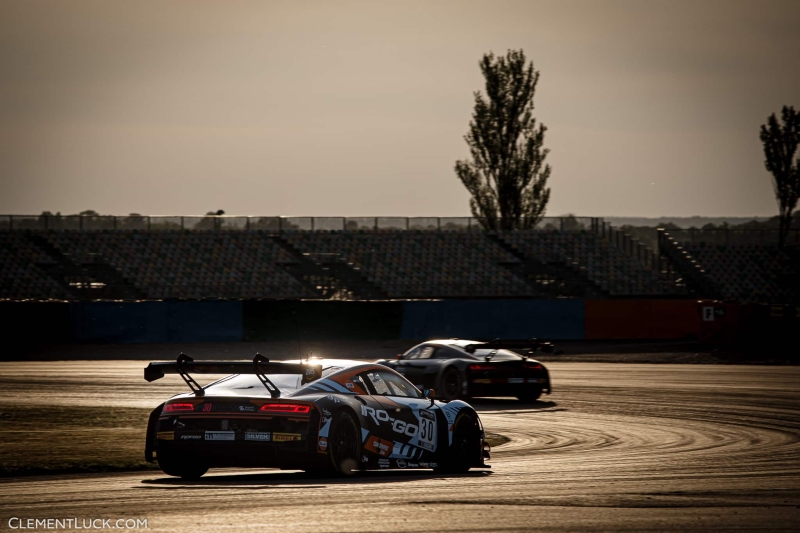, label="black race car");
[144,354,490,479]
[378,339,554,402]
